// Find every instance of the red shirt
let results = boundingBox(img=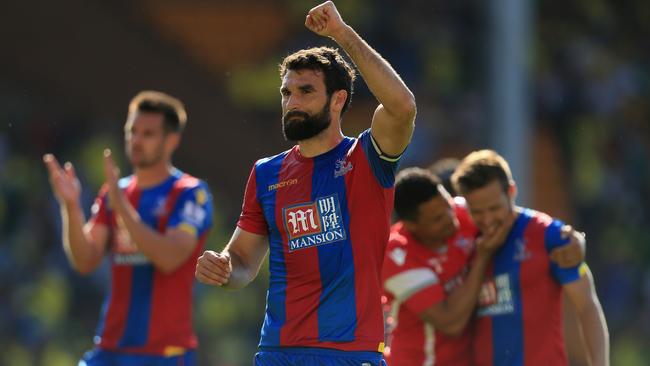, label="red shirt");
[382,198,478,366]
